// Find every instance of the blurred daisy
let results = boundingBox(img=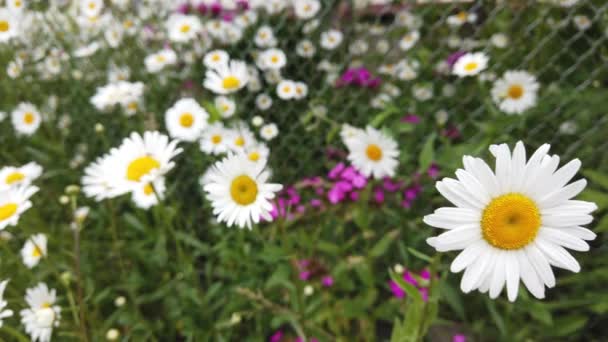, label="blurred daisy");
[7,0,26,12]
[260,123,278,141]
[167,14,202,42]
[82,155,114,201]
[144,49,177,73]
[0,9,20,42]
[200,122,229,155]
[203,153,283,228]
[203,50,229,69]
[447,11,477,27]
[345,126,399,179]
[0,279,12,327]
[276,80,297,99]
[131,178,165,209]
[296,40,316,58]
[245,143,270,164]
[452,52,488,77]
[80,0,103,17]
[0,185,38,230]
[20,283,61,342]
[254,26,277,47]
[21,233,47,269]
[255,93,273,110]
[399,31,420,51]
[215,96,236,118]
[491,71,539,115]
[340,124,364,147]
[573,15,591,31]
[11,102,42,136]
[490,33,509,49]
[227,124,256,152]
[0,162,42,190]
[165,98,209,142]
[203,60,249,95]
[294,0,321,19]
[425,142,596,301]
[320,29,343,50]
[294,82,308,100]
[251,116,264,127]
[260,48,287,70]
[7,59,22,78]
